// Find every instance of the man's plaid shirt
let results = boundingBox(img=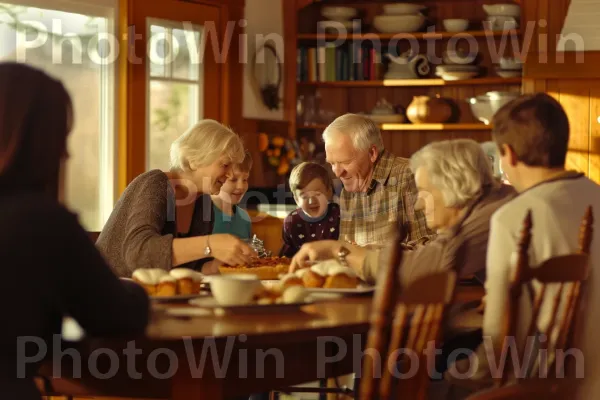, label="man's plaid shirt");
[337,150,432,247]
